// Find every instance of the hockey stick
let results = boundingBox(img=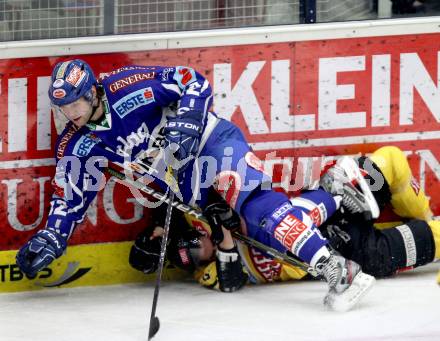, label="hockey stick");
[148,167,176,340]
[105,166,317,276]
[231,230,317,276]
